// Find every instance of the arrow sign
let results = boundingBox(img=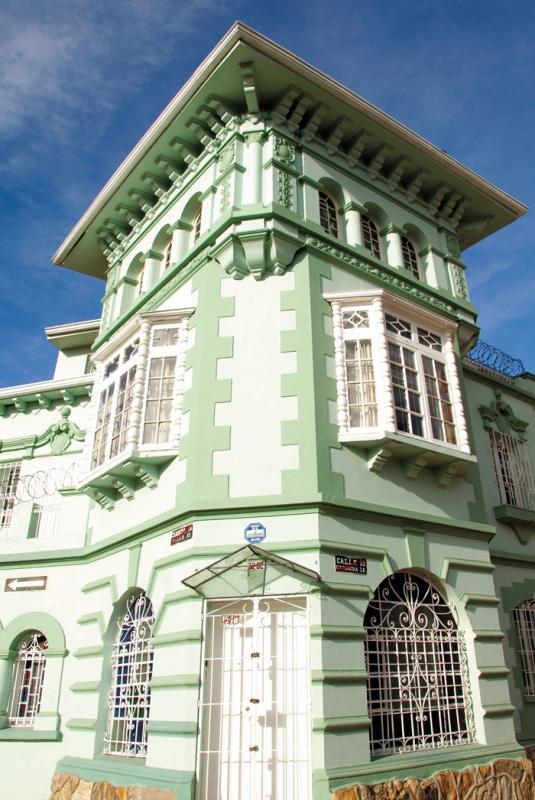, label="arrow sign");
[5,576,47,592]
